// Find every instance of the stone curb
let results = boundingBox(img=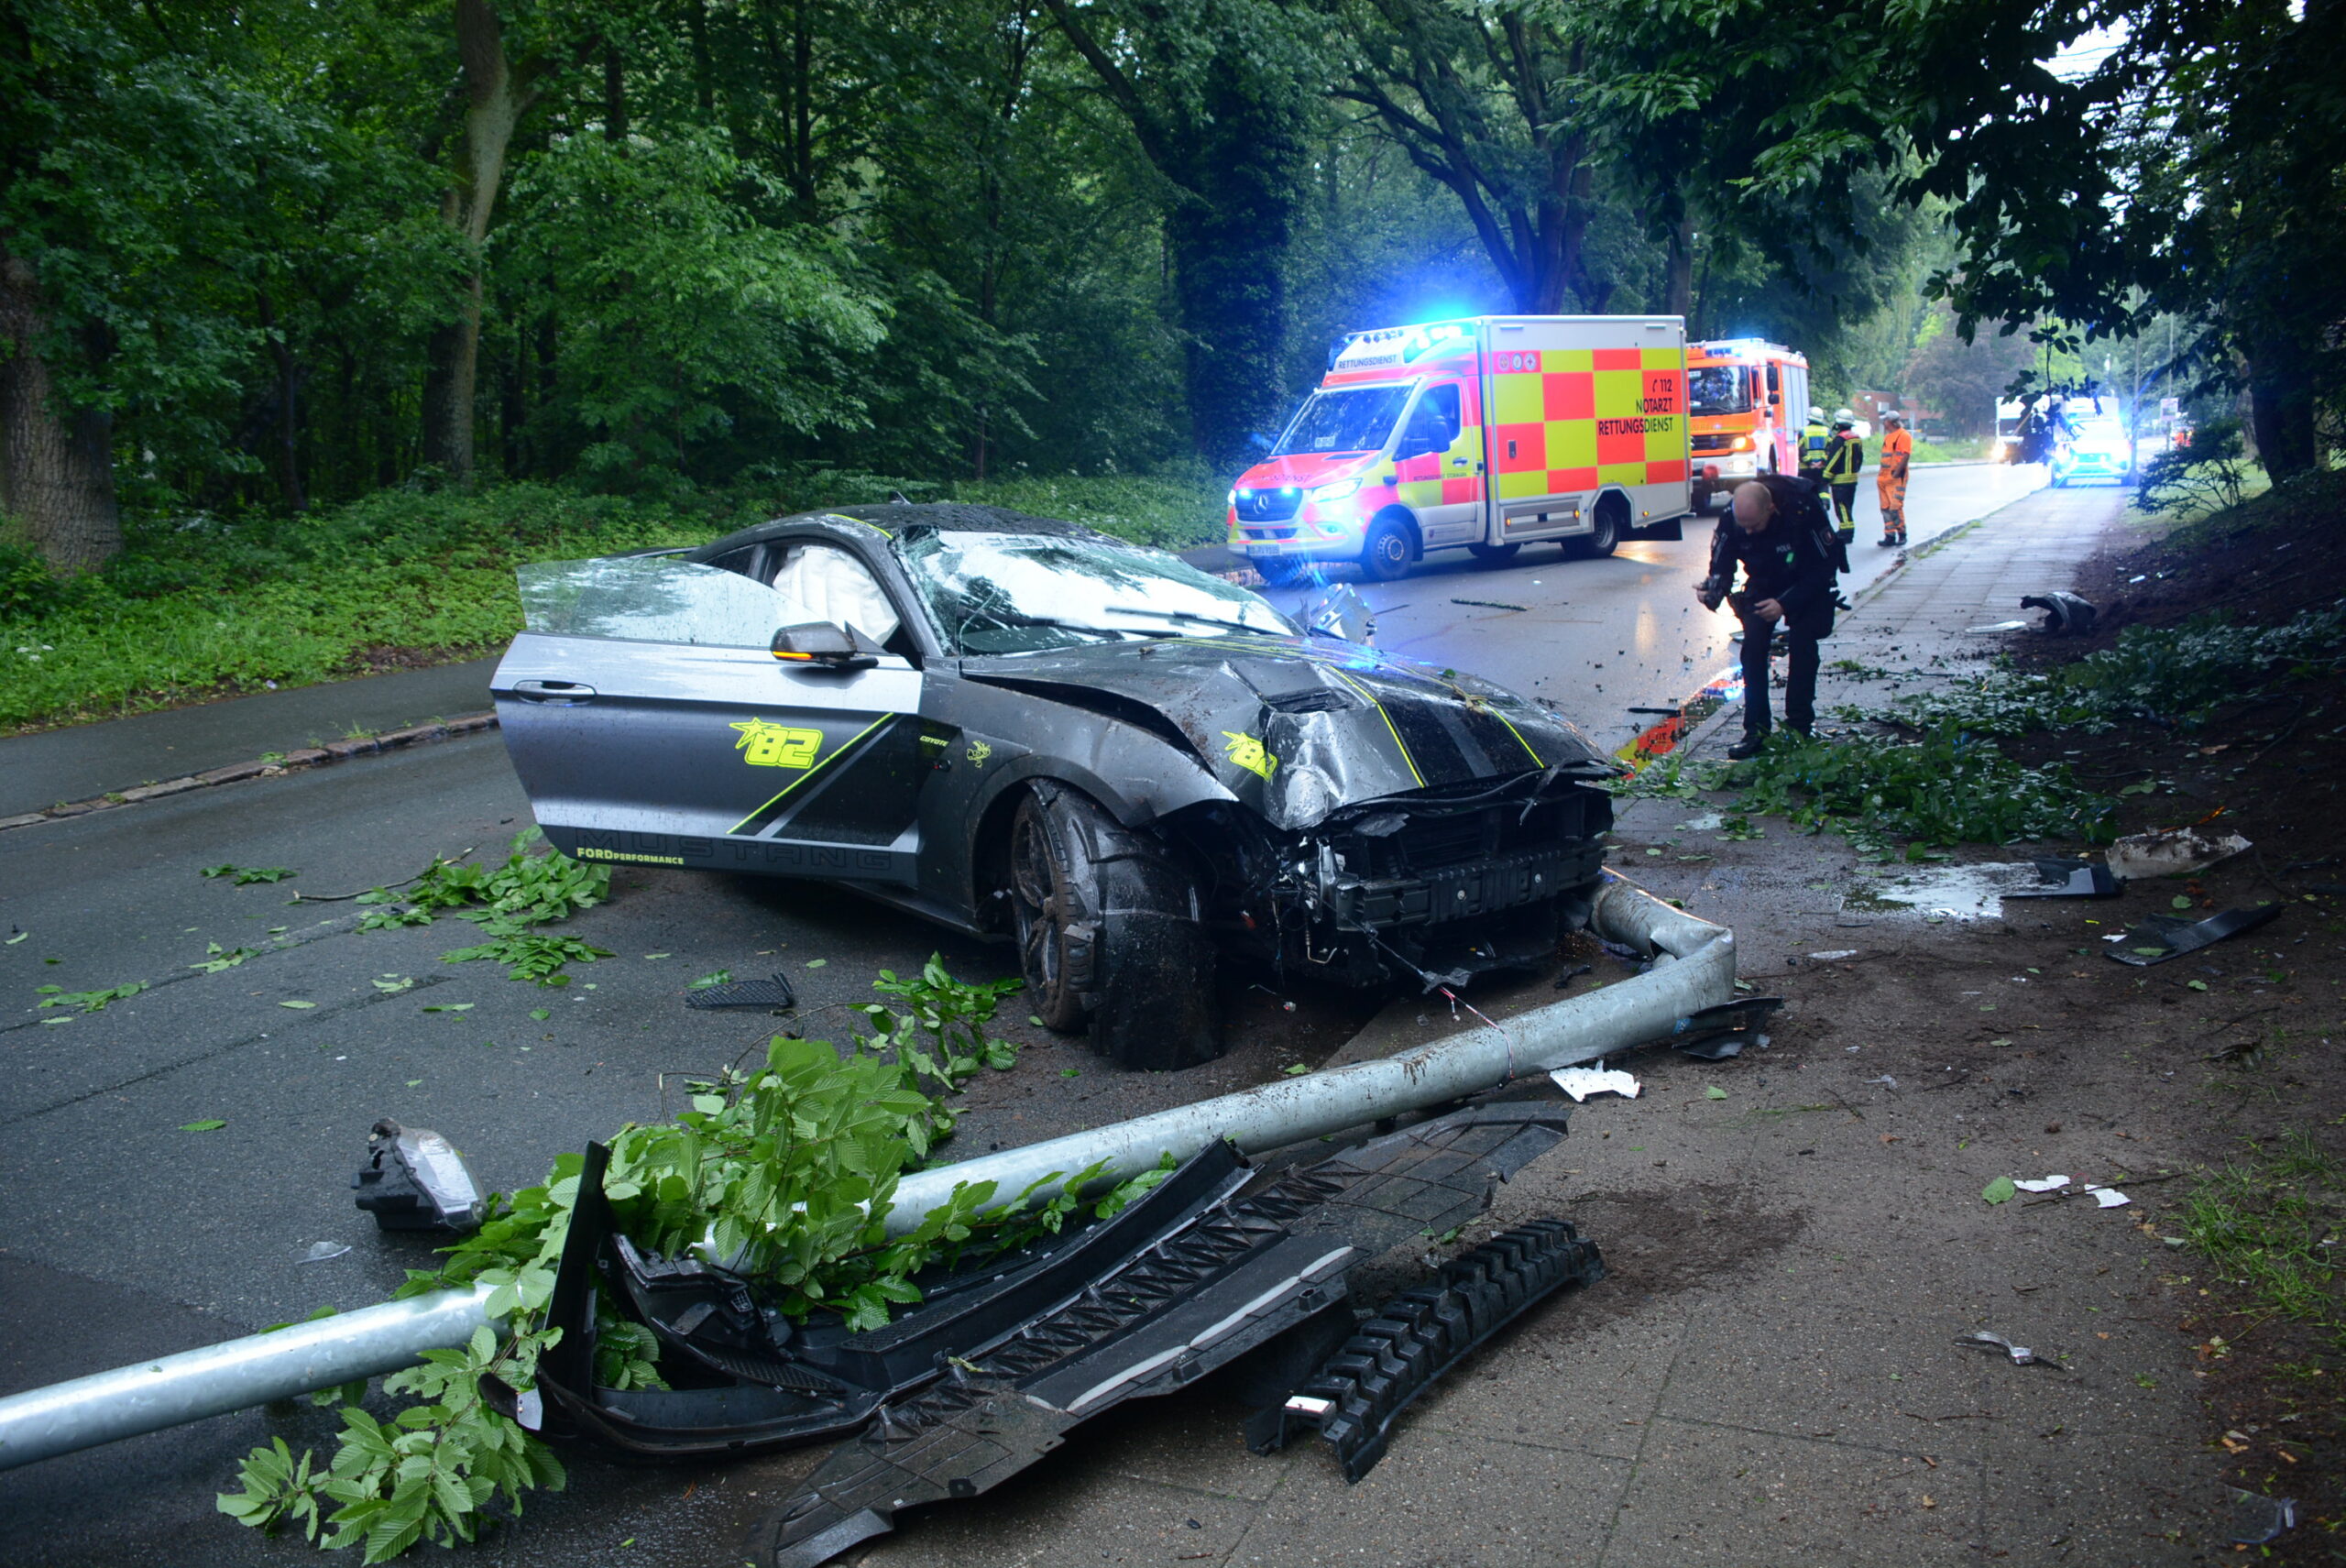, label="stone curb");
[0,710,499,835]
